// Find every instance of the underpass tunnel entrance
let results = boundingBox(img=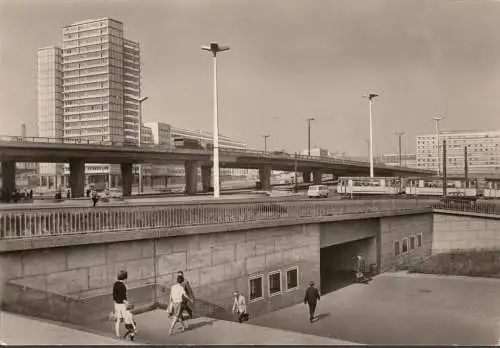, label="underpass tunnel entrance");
[320,237,377,294]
